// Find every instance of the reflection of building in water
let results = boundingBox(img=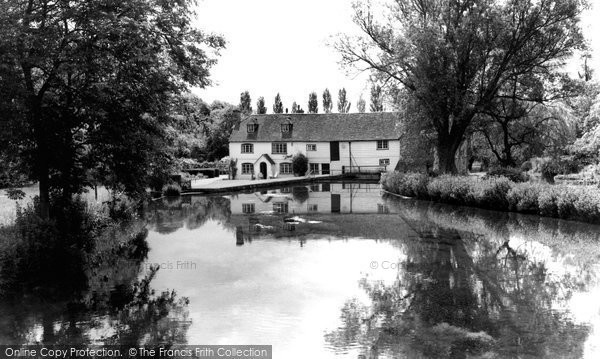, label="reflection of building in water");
[228,183,414,245]
[229,183,392,215]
